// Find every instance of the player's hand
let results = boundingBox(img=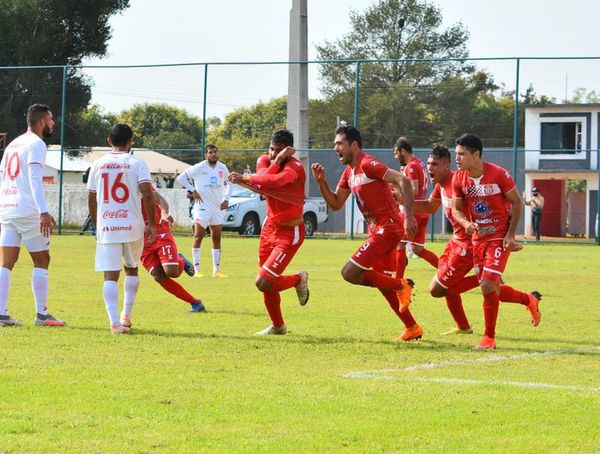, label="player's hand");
[311,163,326,182]
[391,187,404,204]
[192,190,203,202]
[274,146,295,165]
[146,225,157,243]
[40,212,56,238]
[229,172,244,184]
[465,222,479,235]
[220,200,229,210]
[404,214,418,240]
[503,235,523,252]
[160,210,174,225]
